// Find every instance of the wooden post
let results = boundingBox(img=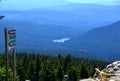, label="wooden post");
[13,48,16,81]
[4,28,9,81]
